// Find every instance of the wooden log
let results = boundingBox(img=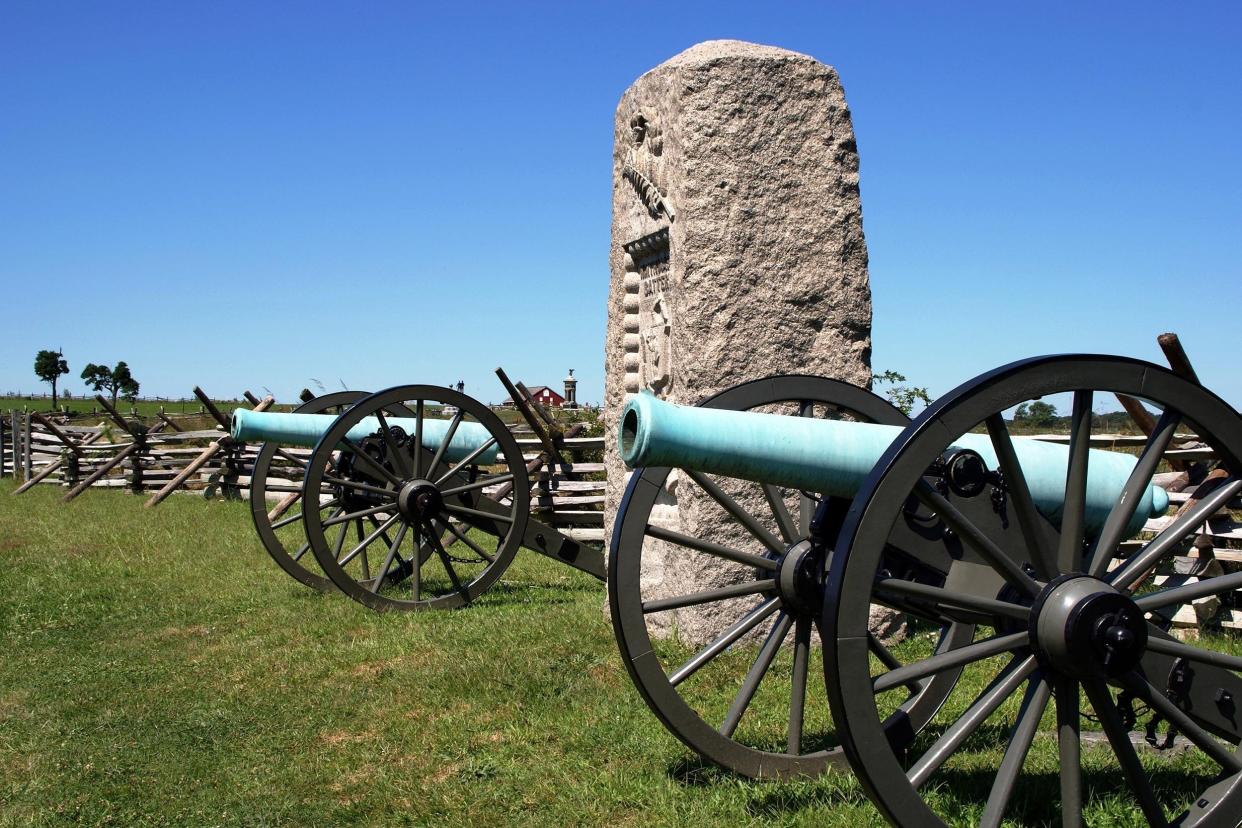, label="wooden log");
[243,390,261,407]
[23,412,33,480]
[145,396,274,507]
[1158,332,1200,384]
[63,442,140,501]
[156,412,184,432]
[30,412,85,457]
[193,387,231,429]
[12,431,104,494]
[94,395,135,436]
